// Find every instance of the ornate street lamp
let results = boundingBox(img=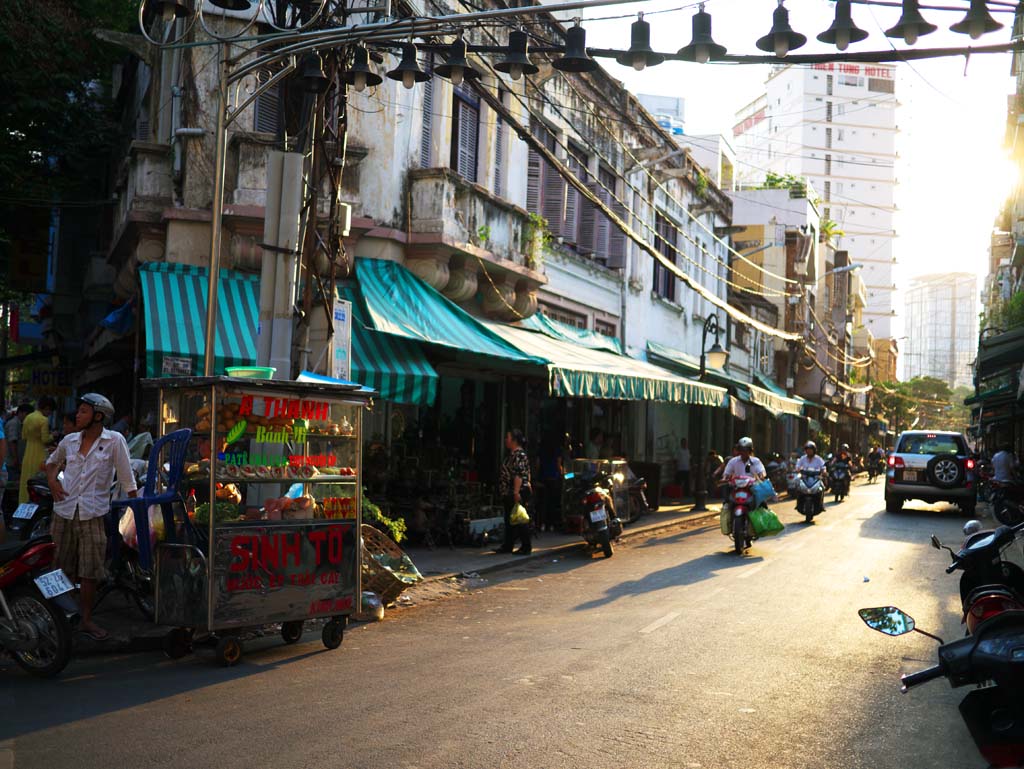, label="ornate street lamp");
[693,314,728,512]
